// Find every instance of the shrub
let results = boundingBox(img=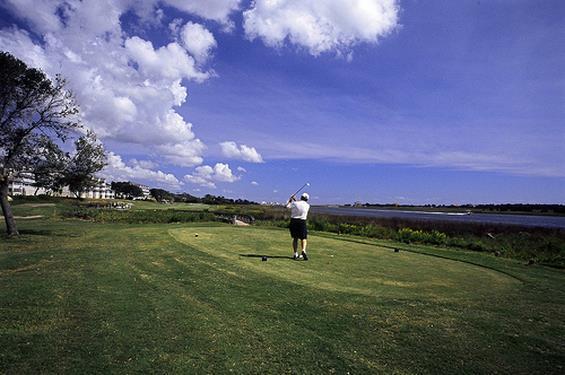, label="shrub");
[397,227,415,243]
[396,228,447,245]
[66,208,216,224]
